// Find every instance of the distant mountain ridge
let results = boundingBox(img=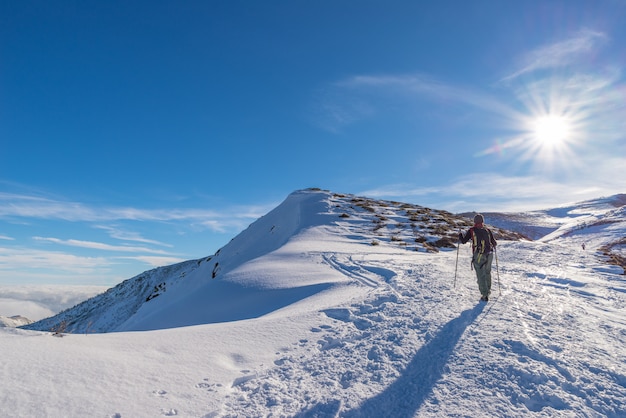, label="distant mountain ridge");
[469,193,626,273]
[0,315,32,328]
[471,193,626,240]
[22,189,624,334]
